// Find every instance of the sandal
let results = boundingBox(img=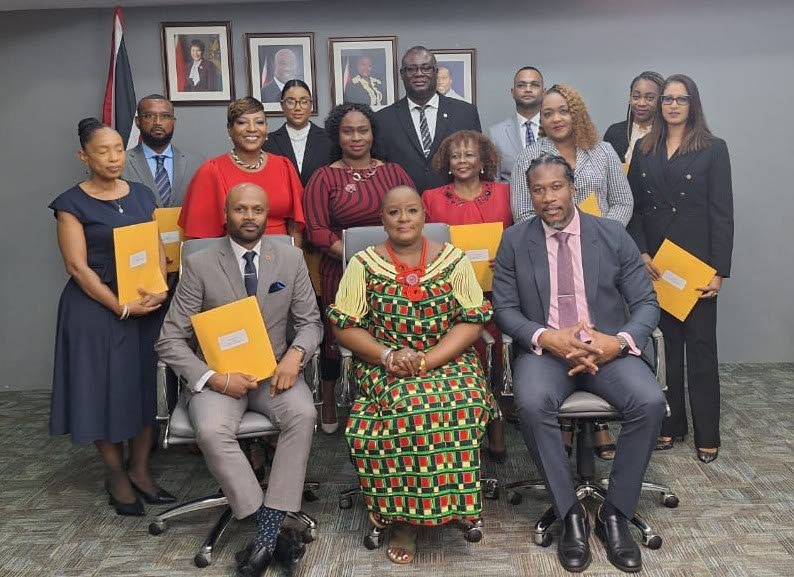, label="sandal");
[593,422,616,461]
[386,523,417,564]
